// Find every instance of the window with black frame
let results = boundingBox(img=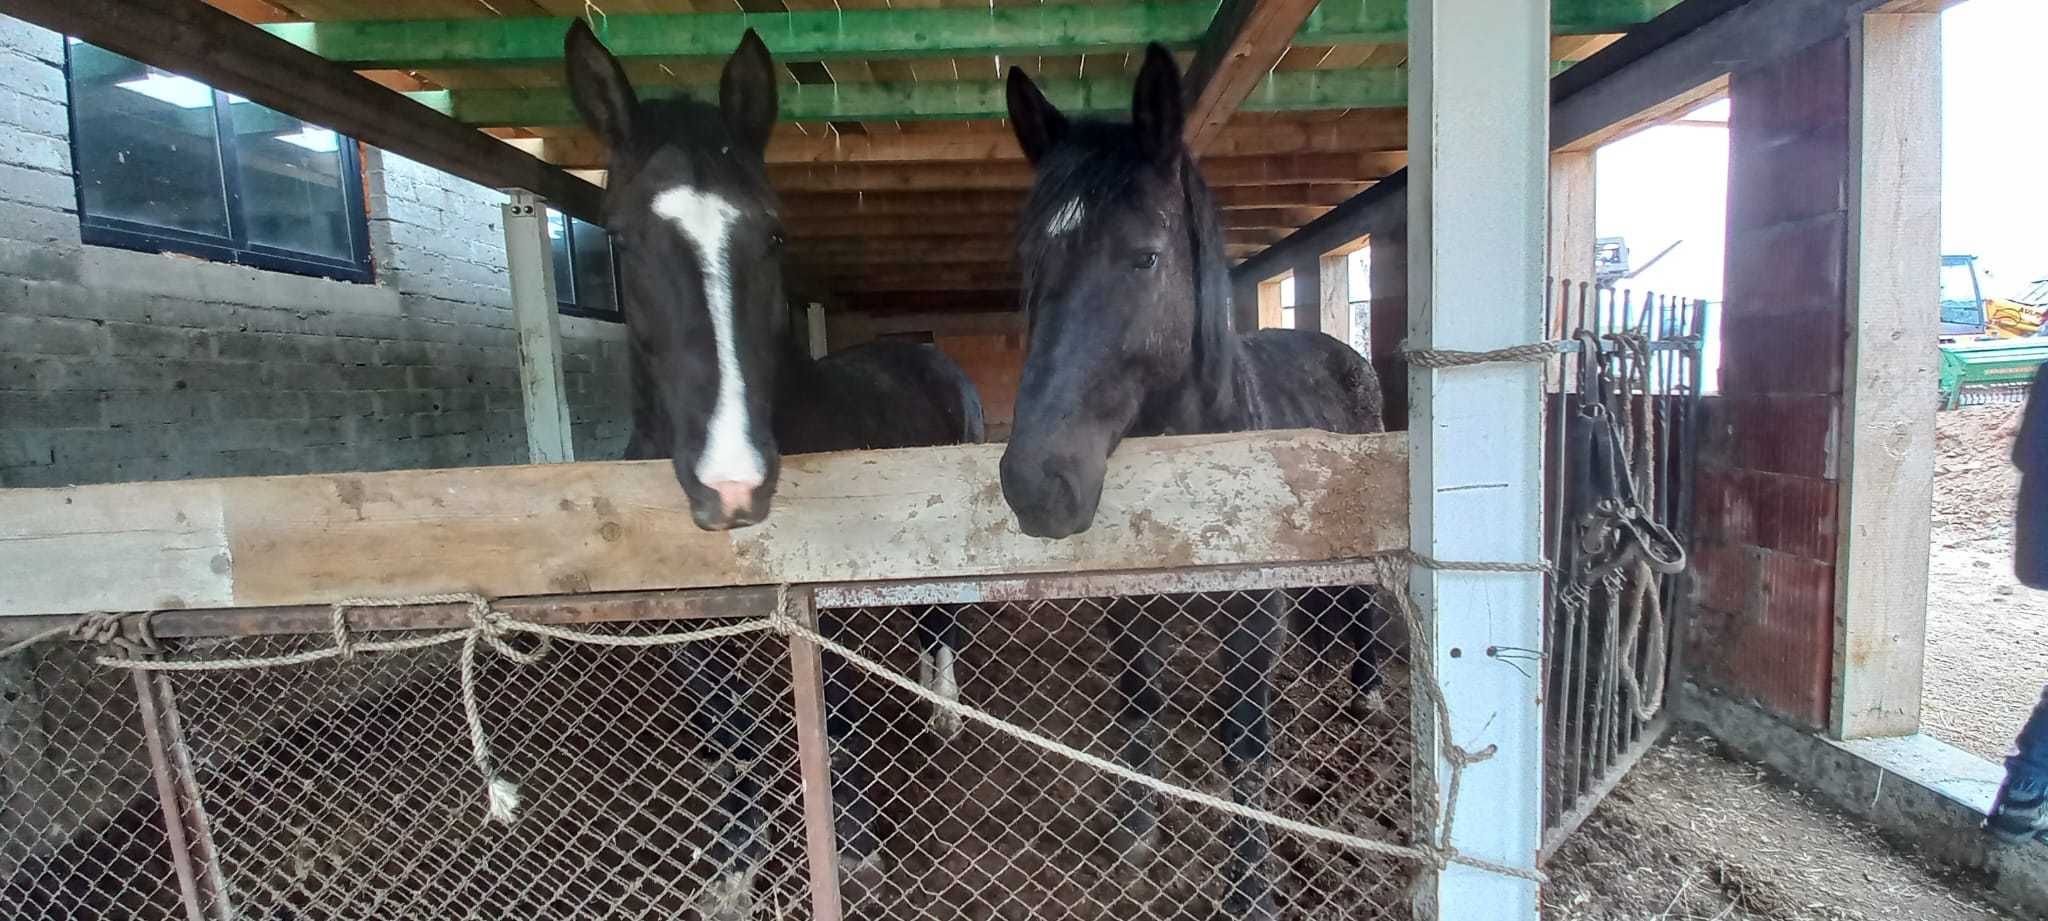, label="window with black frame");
[547,208,622,320]
[64,40,372,283]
